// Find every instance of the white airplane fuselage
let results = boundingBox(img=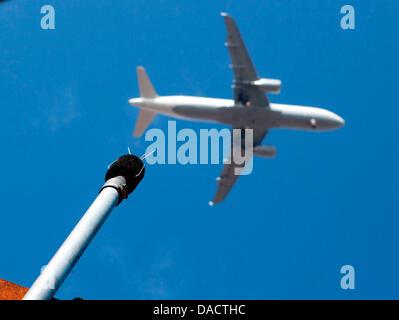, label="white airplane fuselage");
[129,95,345,131]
